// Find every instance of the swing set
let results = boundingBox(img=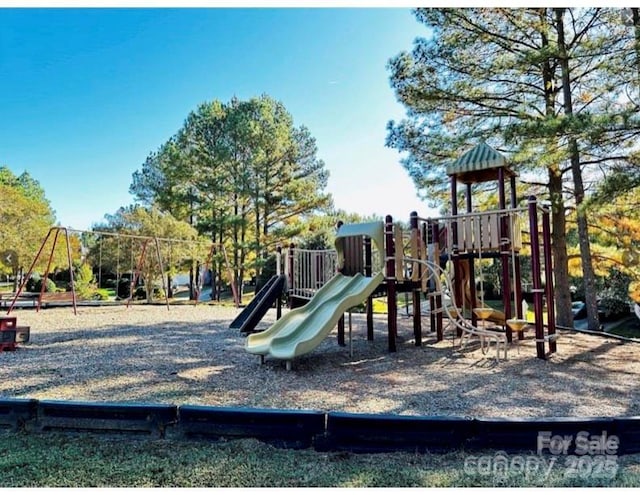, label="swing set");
[5,226,239,315]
